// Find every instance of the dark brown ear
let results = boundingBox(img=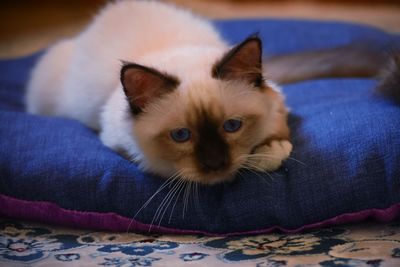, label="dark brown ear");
[212,35,263,87]
[121,63,179,115]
